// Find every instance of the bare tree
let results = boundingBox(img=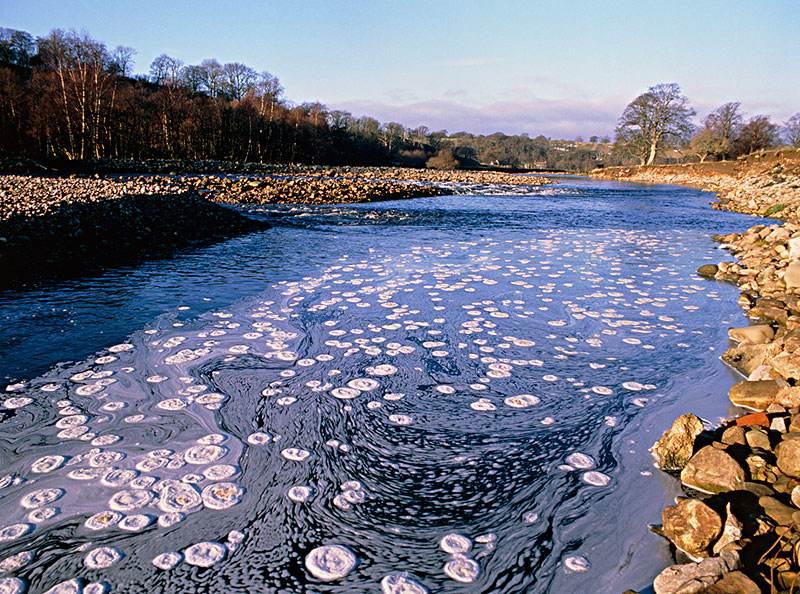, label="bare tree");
[109,46,135,77]
[149,54,183,86]
[327,110,353,131]
[37,30,115,159]
[735,115,780,155]
[690,127,723,163]
[0,28,35,67]
[703,102,742,160]
[785,113,800,148]
[221,62,257,100]
[381,122,404,153]
[180,64,206,93]
[615,83,695,165]
[197,59,224,97]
